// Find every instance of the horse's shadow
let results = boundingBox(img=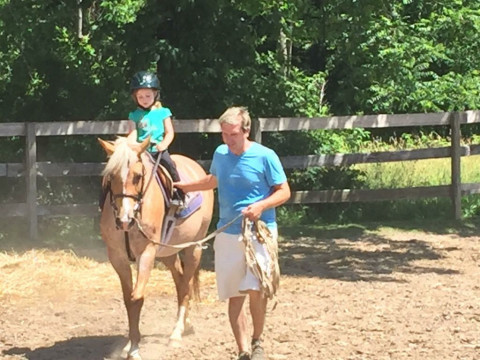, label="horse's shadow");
[2,335,127,360]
